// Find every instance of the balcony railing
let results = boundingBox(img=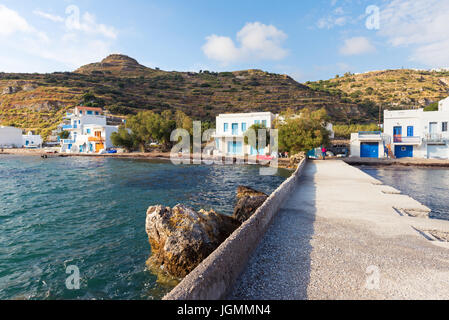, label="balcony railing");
[358,131,382,140]
[88,136,105,142]
[424,133,448,143]
[393,135,421,144]
[61,139,75,144]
